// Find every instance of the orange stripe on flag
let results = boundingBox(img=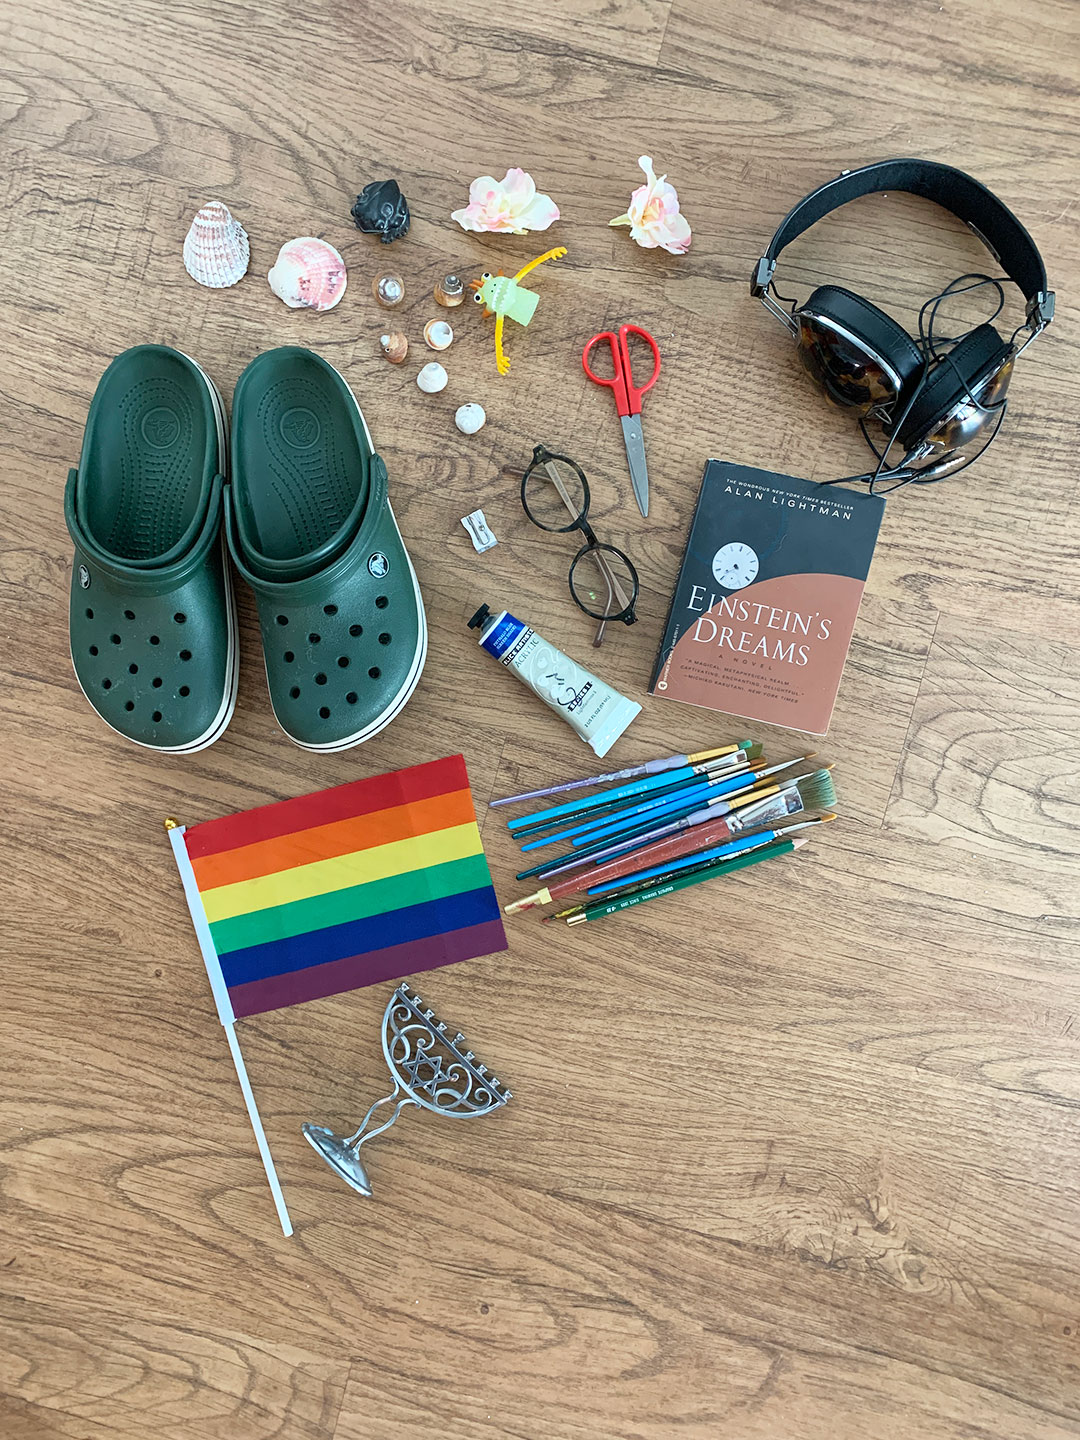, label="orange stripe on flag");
[190,787,477,890]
